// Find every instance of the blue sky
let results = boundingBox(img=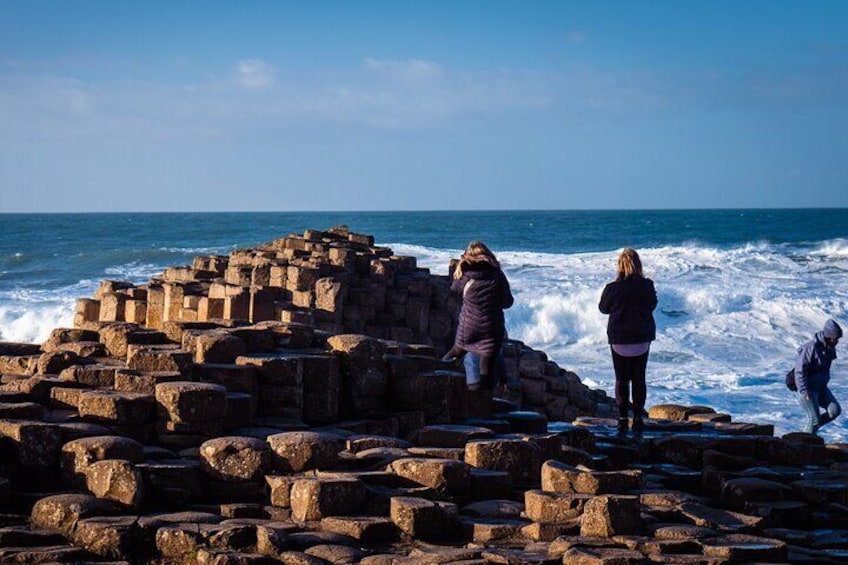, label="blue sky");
[1,1,847,212]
